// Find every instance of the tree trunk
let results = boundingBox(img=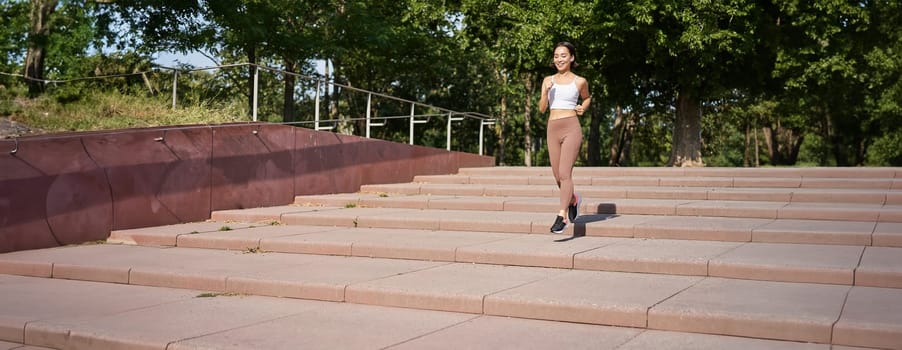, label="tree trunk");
[587,102,602,166]
[787,131,803,165]
[825,109,851,166]
[282,59,297,124]
[668,89,704,167]
[497,91,507,165]
[762,118,804,166]
[24,0,58,96]
[621,113,634,165]
[323,60,331,126]
[336,76,355,135]
[497,89,507,165]
[855,137,867,166]
[762,125,778,165]
[611,108,635,166]
[245,45,257,118]
[494,66,508,165]
[331,60,349,134]
[748,113,762,167]
[609,106,625,166]
[754,124,760,167]
[743,117,751,167]
[523,73,533,167]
